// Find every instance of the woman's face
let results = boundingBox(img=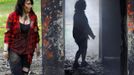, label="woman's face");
[23,0,32,14]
